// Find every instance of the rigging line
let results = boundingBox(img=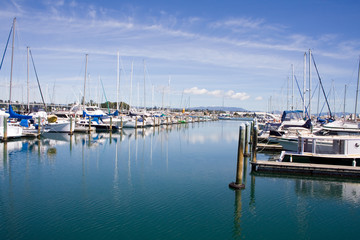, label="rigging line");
[304,81,319,113]
[29,48,46,108]
[311,54,333,119]
[319,86,333,118]
[0,26,12,71]
[100,76,110,114]
[294,75,310,119]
